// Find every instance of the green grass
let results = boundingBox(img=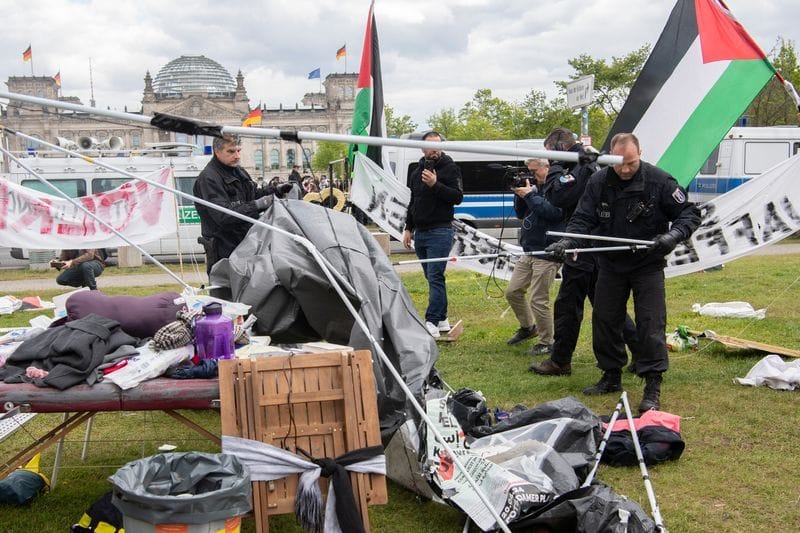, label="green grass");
[2,255,800,532]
